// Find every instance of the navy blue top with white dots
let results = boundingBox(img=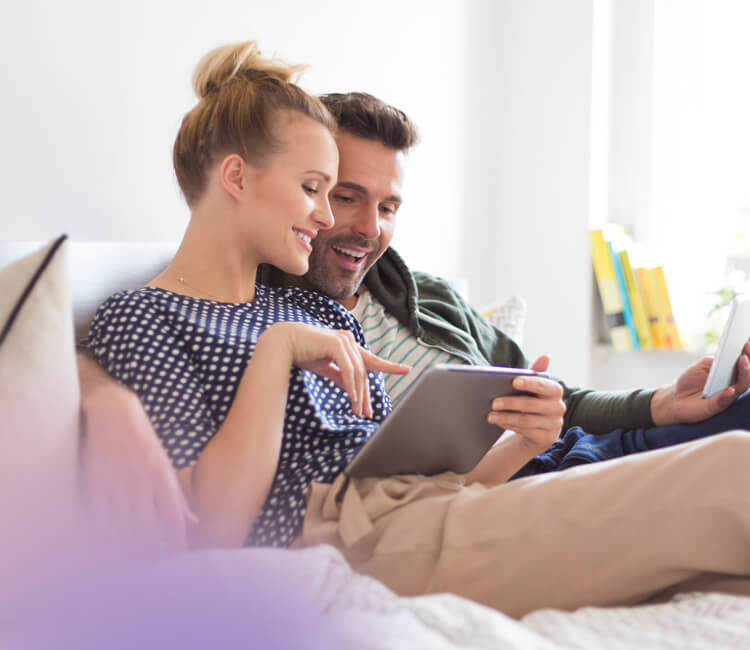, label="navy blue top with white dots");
[89,283,392,548]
